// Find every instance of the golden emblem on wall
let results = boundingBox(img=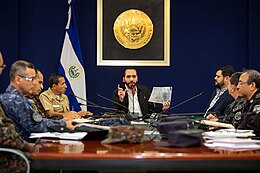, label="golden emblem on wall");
[113,9,154,49]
